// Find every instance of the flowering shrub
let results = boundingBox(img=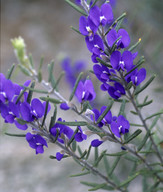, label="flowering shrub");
[1,0,163,191]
